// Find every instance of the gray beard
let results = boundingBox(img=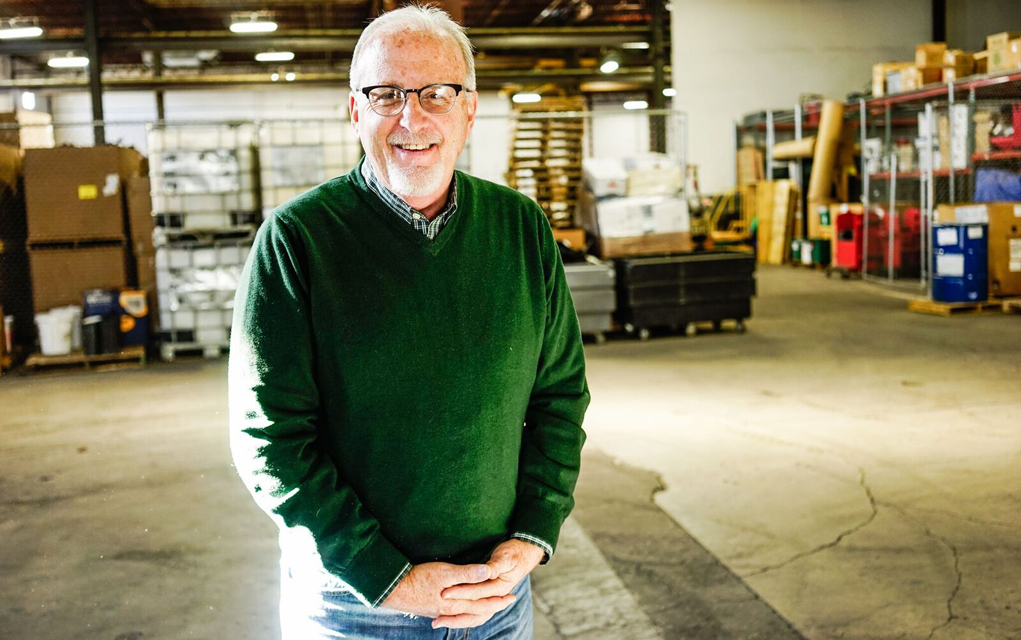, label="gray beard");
[383,157,446,198]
